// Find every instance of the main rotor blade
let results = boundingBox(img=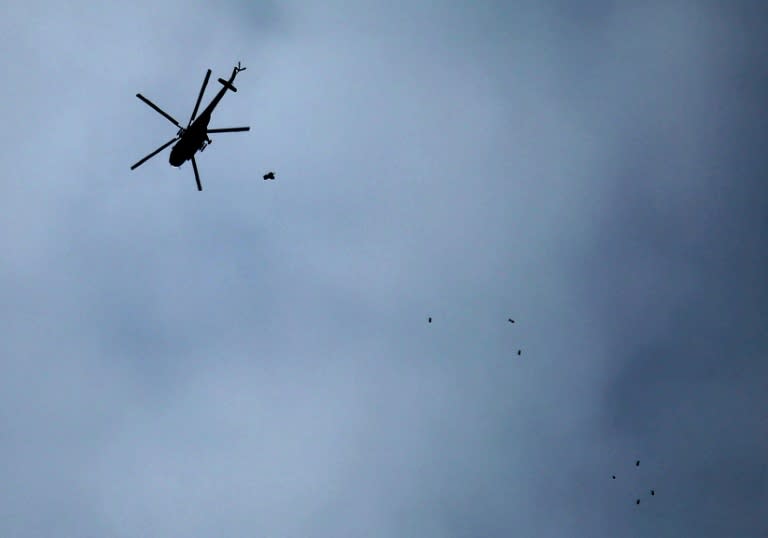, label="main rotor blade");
[130,137,178,170]
[191,155,202,191]
[136,94,182,128]
[206,127,250,133]
[189,69,212,127]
